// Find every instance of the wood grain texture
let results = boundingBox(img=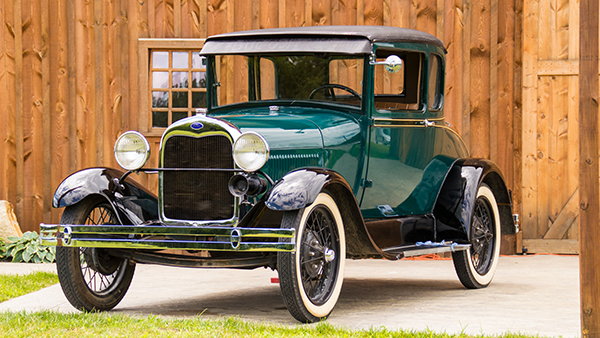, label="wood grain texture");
[14,0,24,227]
[522,0,540,241]
[578,0,600,334]
[522,239,579,254]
